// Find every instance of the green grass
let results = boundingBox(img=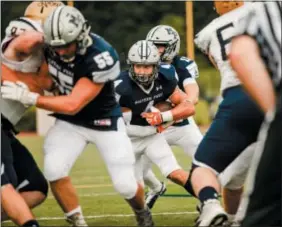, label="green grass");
[3,136,200,226]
